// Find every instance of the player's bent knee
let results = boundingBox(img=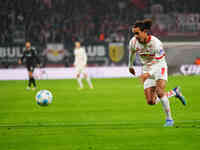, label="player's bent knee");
[156,87,165,98]
[146,97,156,105]
[157,91,165,98]
[147,100,155,105]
